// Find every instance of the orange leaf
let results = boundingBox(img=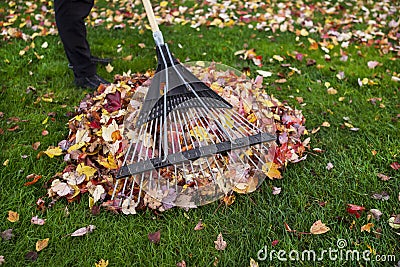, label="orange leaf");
[361,223,374,233]
[262,162,282,179]
[35,238,49,252]
[7,211,19,222]
[24,174,42,186]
